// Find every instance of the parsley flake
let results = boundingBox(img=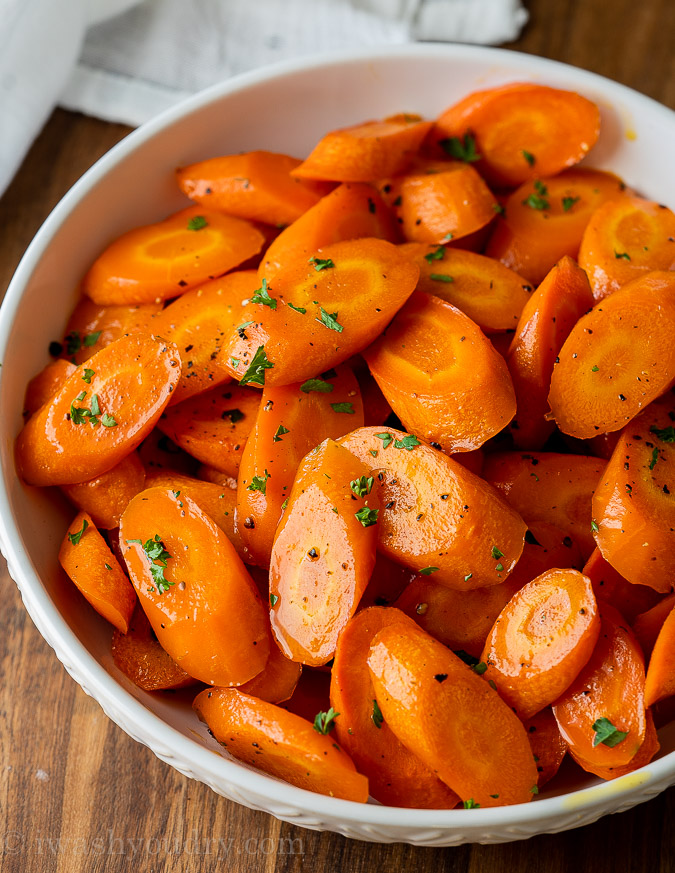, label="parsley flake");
[82,368,95,383]
[591,365,599,372]
[591,519,599,533]
[350,475,374,499]
[222,408,244,423]
[375,432,393,449]
[650,425,675,443]
[439,133,481,163]
[491,546,504,560]
[429,273,454,283]
[317,307,344,333]
[273,424,290,442]
[522,150,536,166]
[394,435,421,450]
[300,377,333,394]
[419,566,439,575]
[424,245,446,264]
[309,256,335,271]
[67,518,89,545]
[250,278,277,310]
[355,507,379,527]
[101,413,117,427]
[131,535,174,594]
[239,346,274,387]
[270,593,279,607]
[313,707,339,734]
[562,196,580,212]
[522,180,550,211]
[592,717,628,748]
[614,251,631,260]
[187,215,208,231]
[463,799,480,809]
[330,402,354,414]
[288,303,307,314]
[83,331,101,348]
[247,470,270,495]
[649,447,659,470]
[371,699,384,729]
